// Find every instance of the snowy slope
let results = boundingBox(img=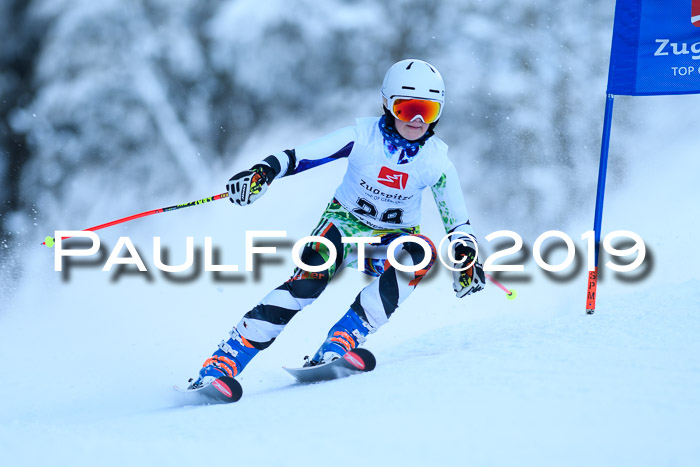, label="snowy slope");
[2,97,700,467]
